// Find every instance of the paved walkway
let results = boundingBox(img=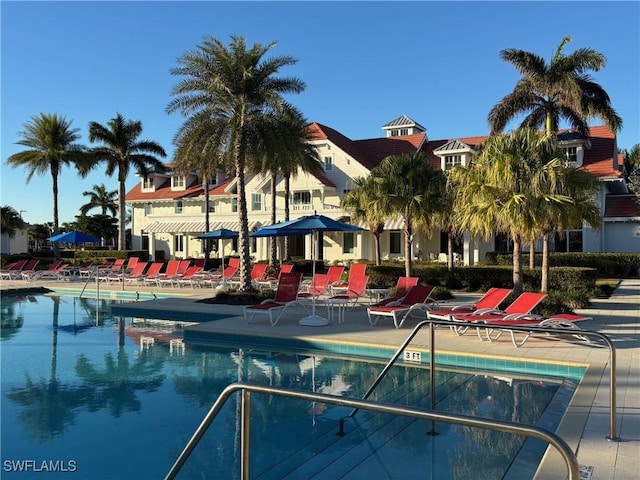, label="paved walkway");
[1,276,638,479]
